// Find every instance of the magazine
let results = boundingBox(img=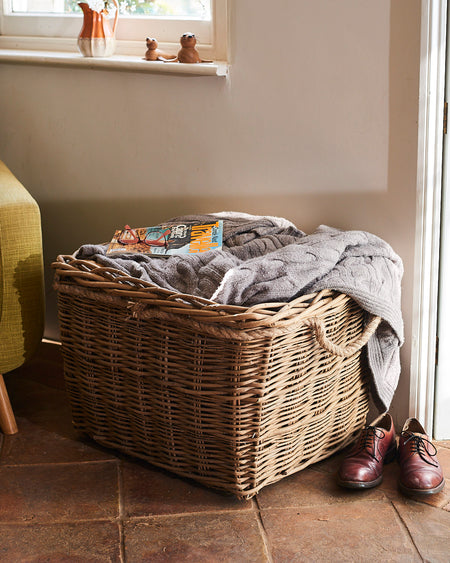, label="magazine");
[106,220,223,256]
